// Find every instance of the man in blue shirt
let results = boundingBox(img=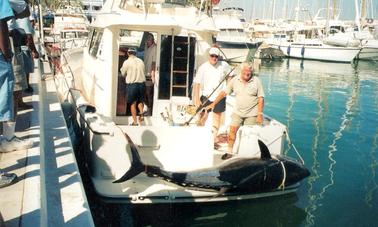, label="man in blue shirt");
[0,0,30,188]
